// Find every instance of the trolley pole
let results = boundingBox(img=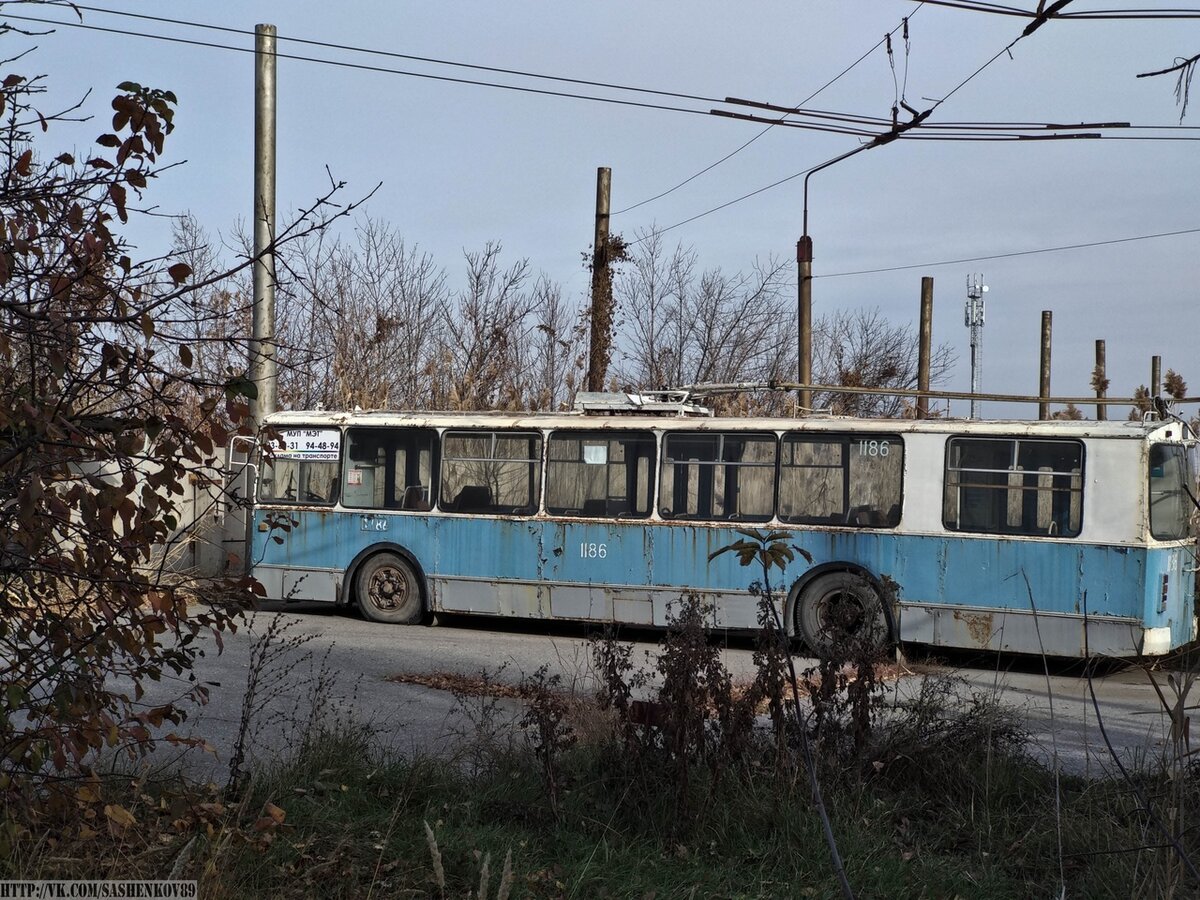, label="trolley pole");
[249,23,278,430]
